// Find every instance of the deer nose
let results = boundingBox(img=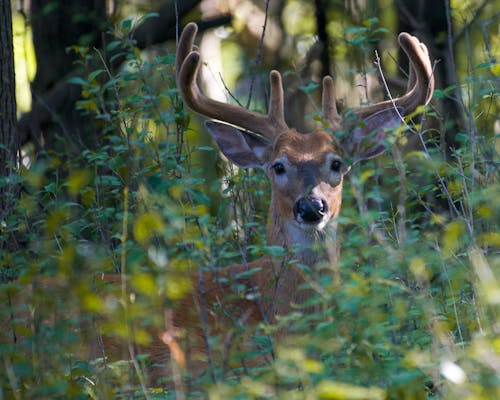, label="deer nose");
[293,196,328,224]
